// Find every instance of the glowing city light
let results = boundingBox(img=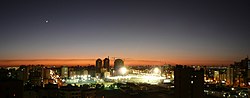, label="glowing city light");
[49,70,63,86]
[120,67,127,75]
[153,67,161,74]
